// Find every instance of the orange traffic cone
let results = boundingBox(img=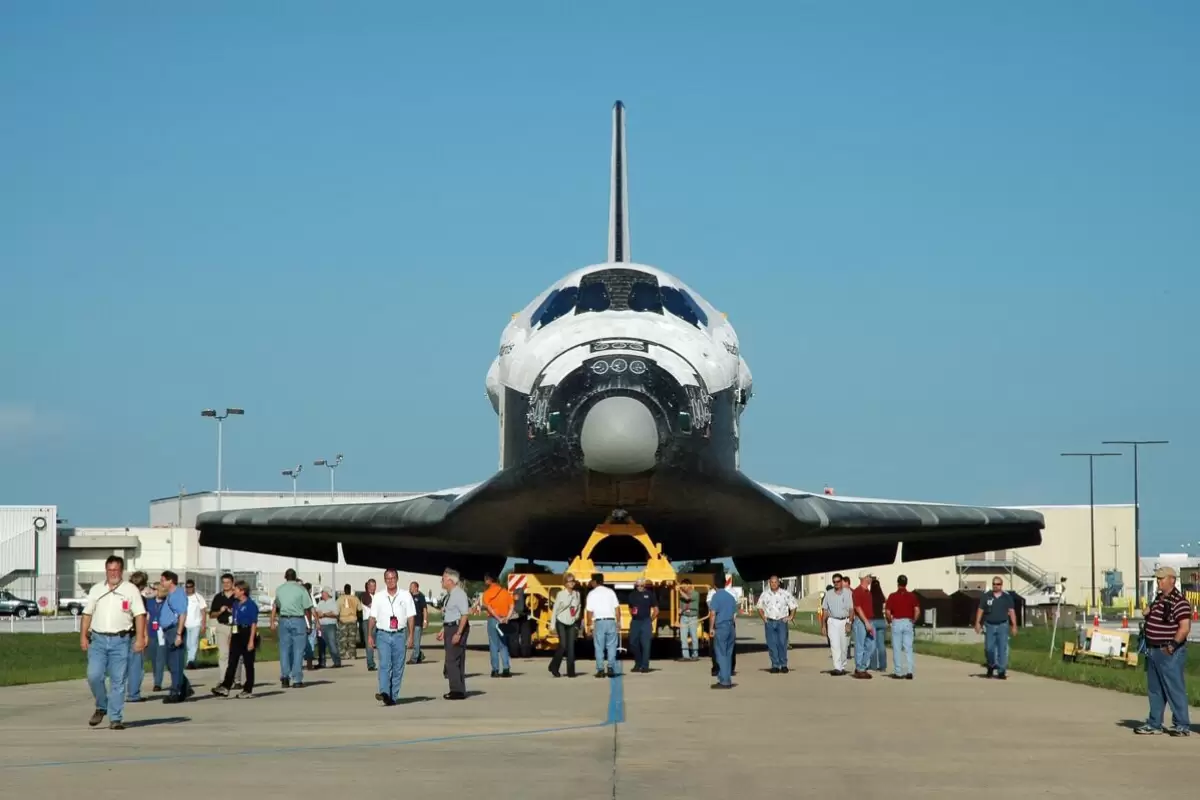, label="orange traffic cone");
[1121,612,1128,629]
